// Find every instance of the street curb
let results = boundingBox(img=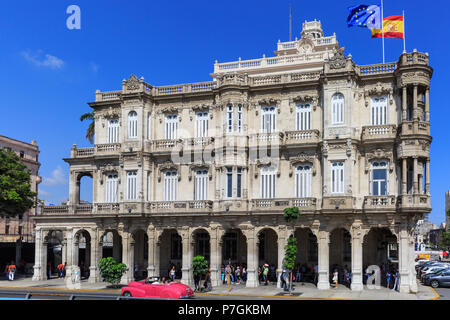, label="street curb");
[0,285,121,293]
[195,292,378,300]
[428,287,440,300]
